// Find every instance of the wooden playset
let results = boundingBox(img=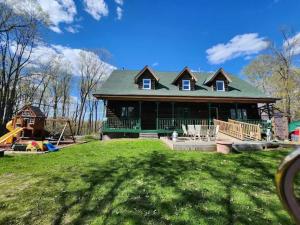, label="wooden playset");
[0,105,76,152]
